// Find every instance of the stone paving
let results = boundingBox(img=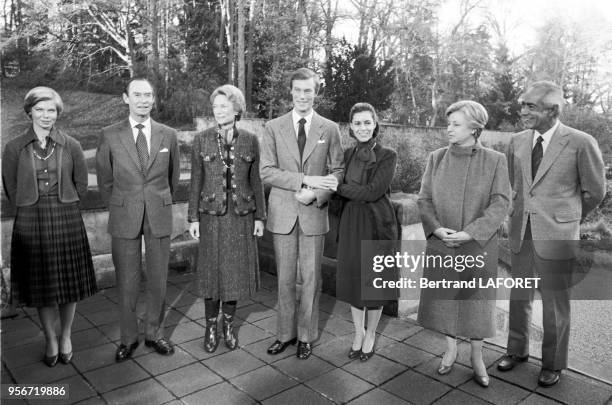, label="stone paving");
[2,270,612,405]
